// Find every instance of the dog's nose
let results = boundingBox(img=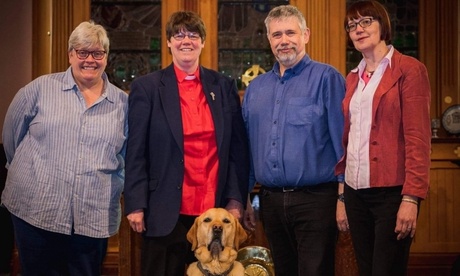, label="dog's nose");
[213,225,222,233]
